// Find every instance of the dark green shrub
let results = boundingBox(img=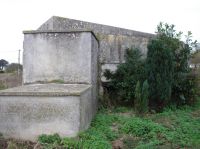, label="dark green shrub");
[134,81,141,113]
[135,80,149,114]
[141,80,149,113]
[104,23,198,110]
[147,23,198,110]
[173,72,198,105]
[104,48,146,104]
[146,37,174,110]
